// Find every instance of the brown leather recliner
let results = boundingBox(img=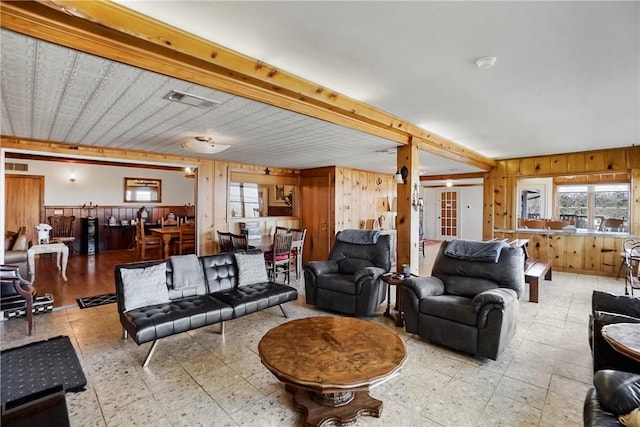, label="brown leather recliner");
[4,227,29,278]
